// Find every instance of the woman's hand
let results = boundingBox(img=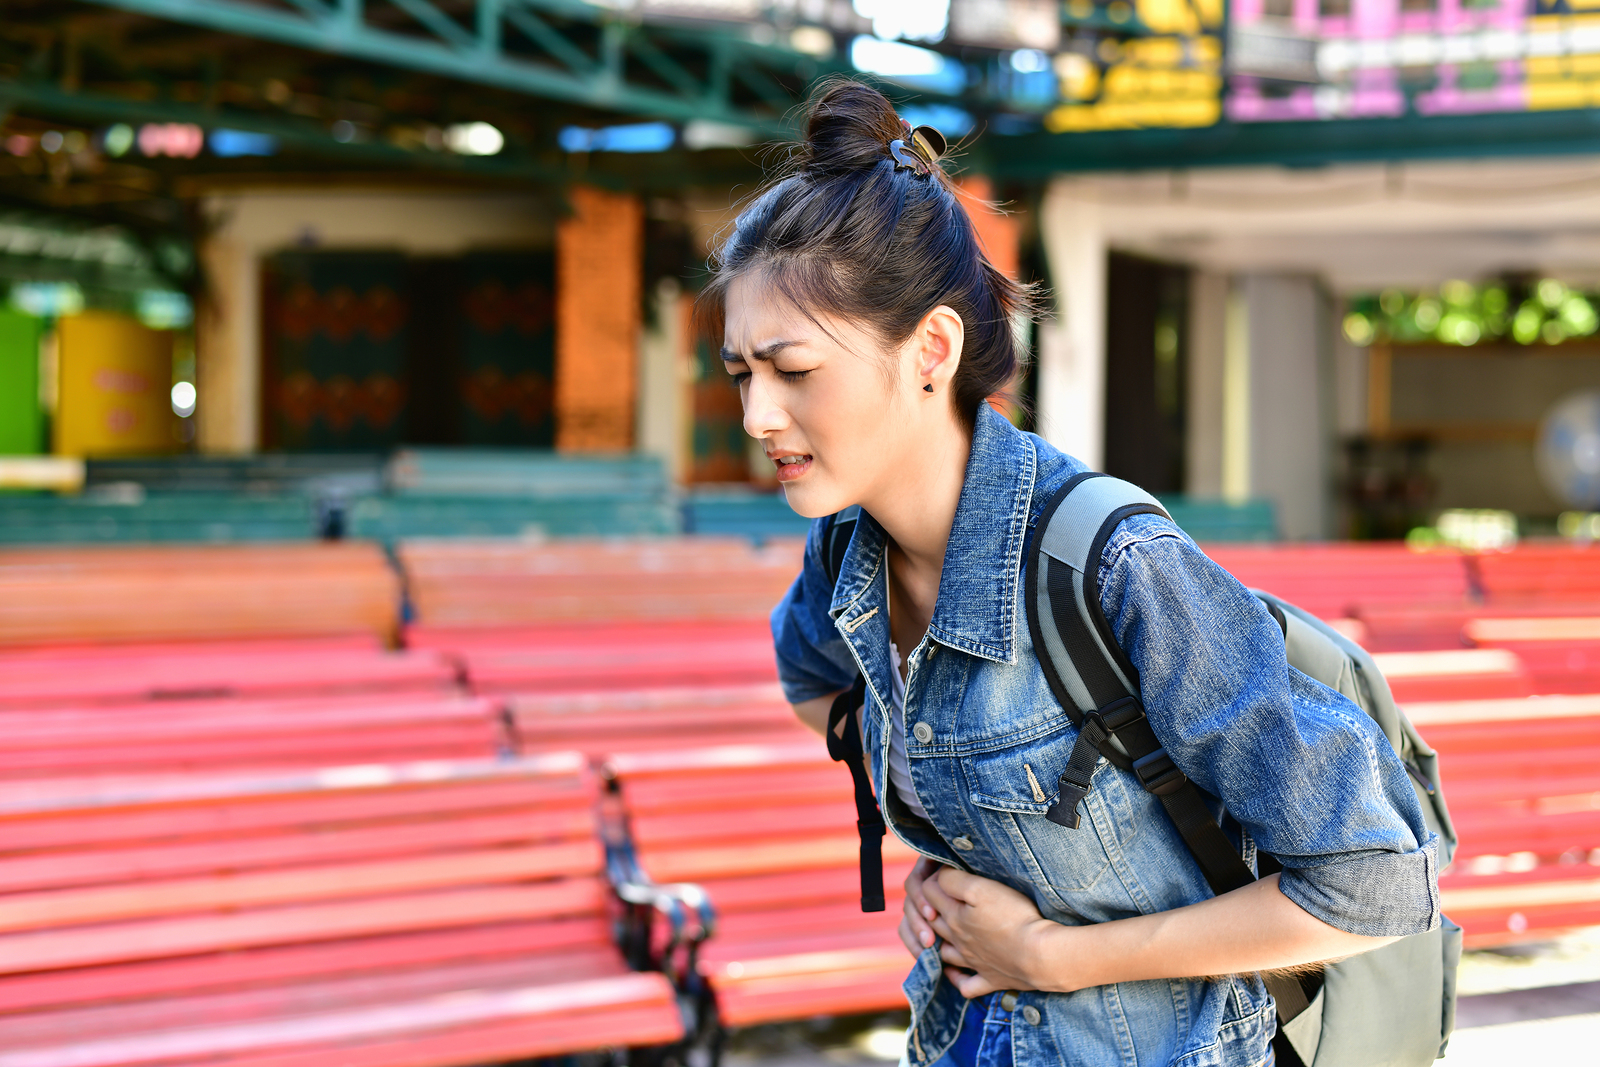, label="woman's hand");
[922,867,1062,999]
[898,856,944,957]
